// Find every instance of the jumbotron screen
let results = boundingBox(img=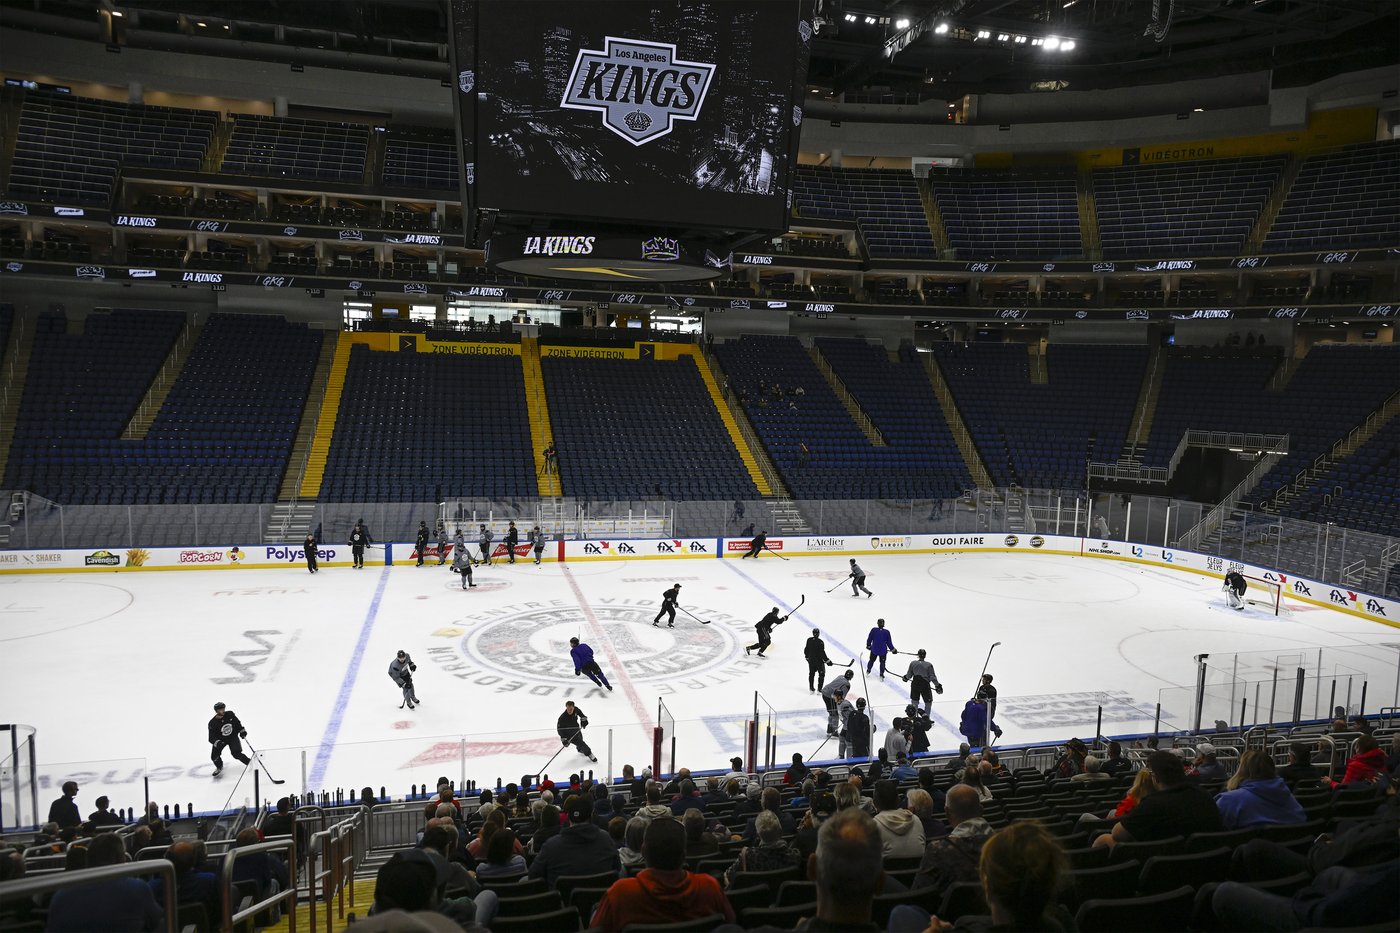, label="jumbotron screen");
[449,0,814,234]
